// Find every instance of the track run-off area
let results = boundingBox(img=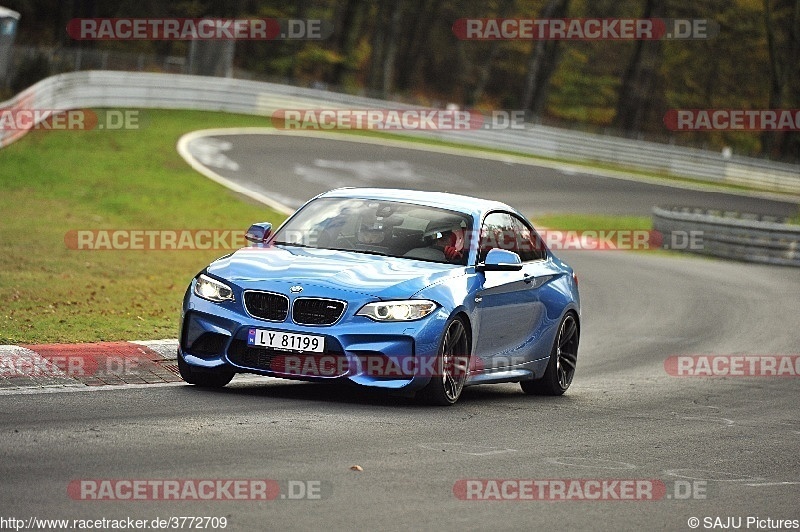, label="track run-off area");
[2,130,798,531]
